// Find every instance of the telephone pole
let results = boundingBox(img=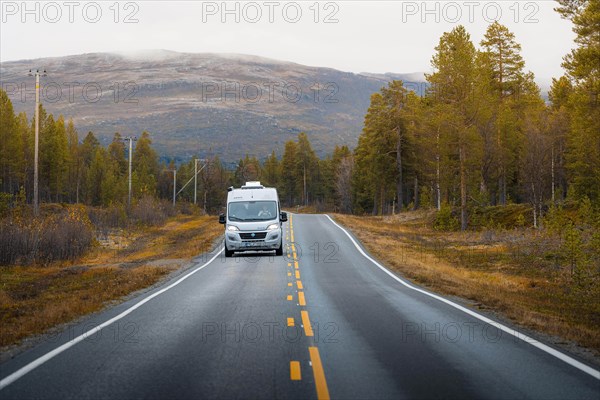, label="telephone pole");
[175,159,207,205]
[28,69,46,216]
[194,158,207,205]
[172,169,177,207]
[194,158,198,205]
[123,136,137,207]
[303,164,307,206]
